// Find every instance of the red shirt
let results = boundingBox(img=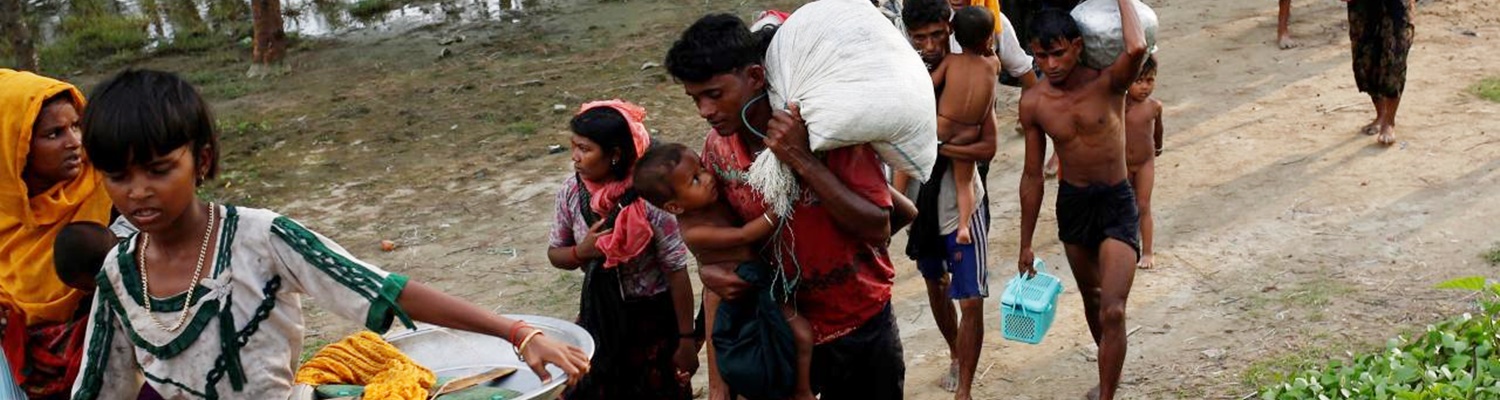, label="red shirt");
[702,130,895,344]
